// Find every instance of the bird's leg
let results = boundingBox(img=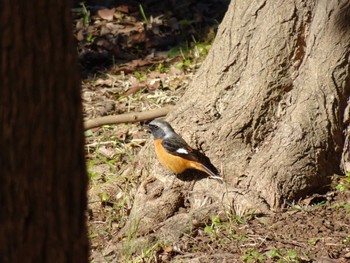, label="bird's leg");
[170,174,177,188]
